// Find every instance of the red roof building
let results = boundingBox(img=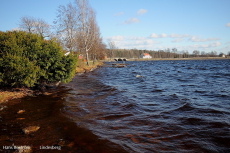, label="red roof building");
[140,53,152,59]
